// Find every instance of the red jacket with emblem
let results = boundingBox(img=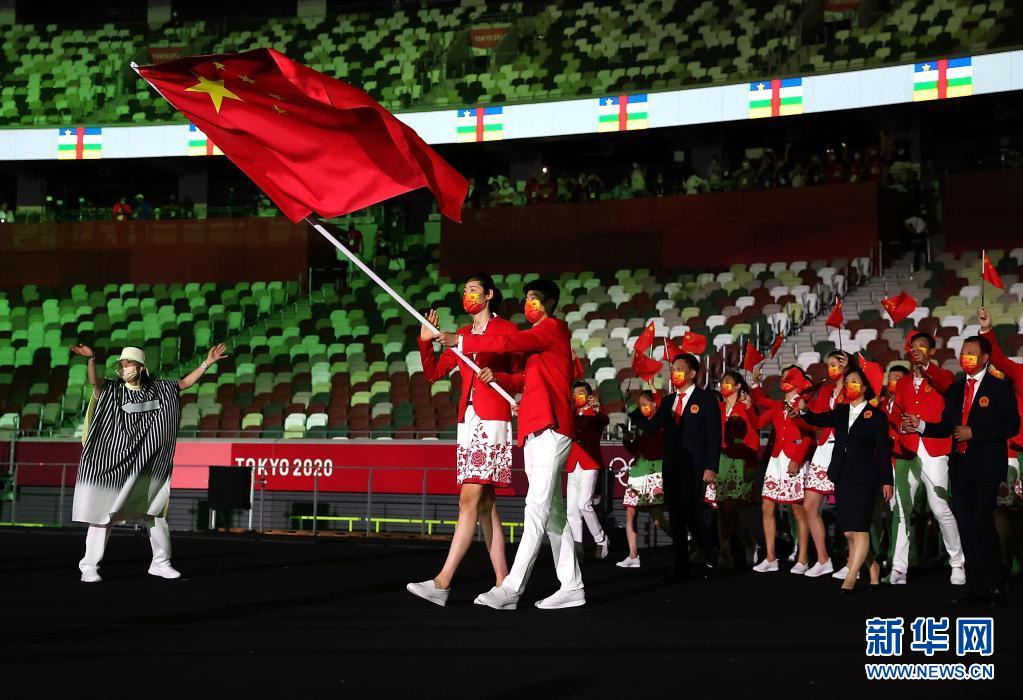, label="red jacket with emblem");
[981,328,1023,456]
[751,387,815,463]
[461,316,575,446]
[808,381,844,445]
[894,362,954,457]
[417,316,524,423]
